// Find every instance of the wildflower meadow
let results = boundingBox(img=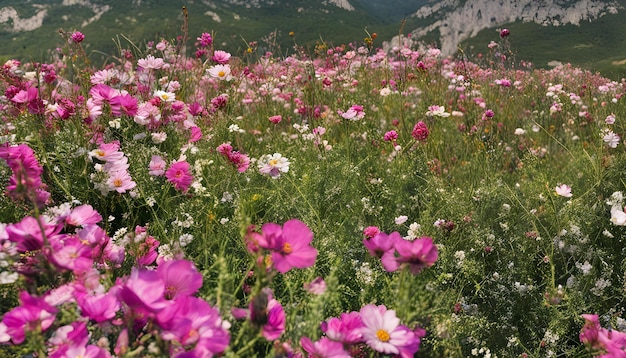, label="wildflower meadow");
[1,22,626,357]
